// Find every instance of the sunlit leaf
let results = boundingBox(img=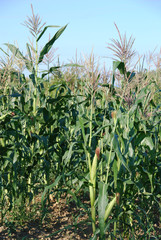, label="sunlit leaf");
[141,137,154,150]
[98,182,108,239]
[113,134,131,173]
[38,24,68,63]
[37,25,60,41]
